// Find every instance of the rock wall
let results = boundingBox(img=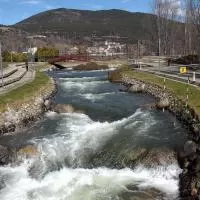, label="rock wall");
[121,74,200,199]
[0,78,56,136]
